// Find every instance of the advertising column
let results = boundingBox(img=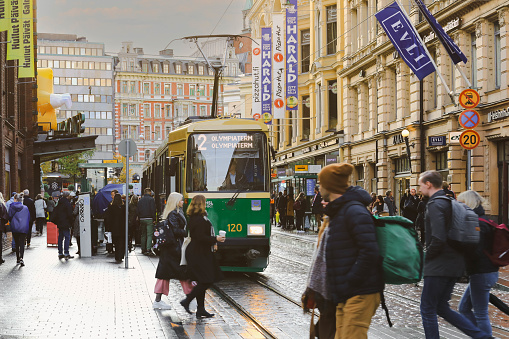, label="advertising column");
[261,27,272,125]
